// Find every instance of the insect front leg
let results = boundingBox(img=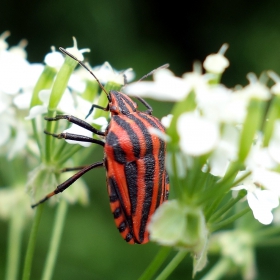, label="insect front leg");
[85,104,109,119]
